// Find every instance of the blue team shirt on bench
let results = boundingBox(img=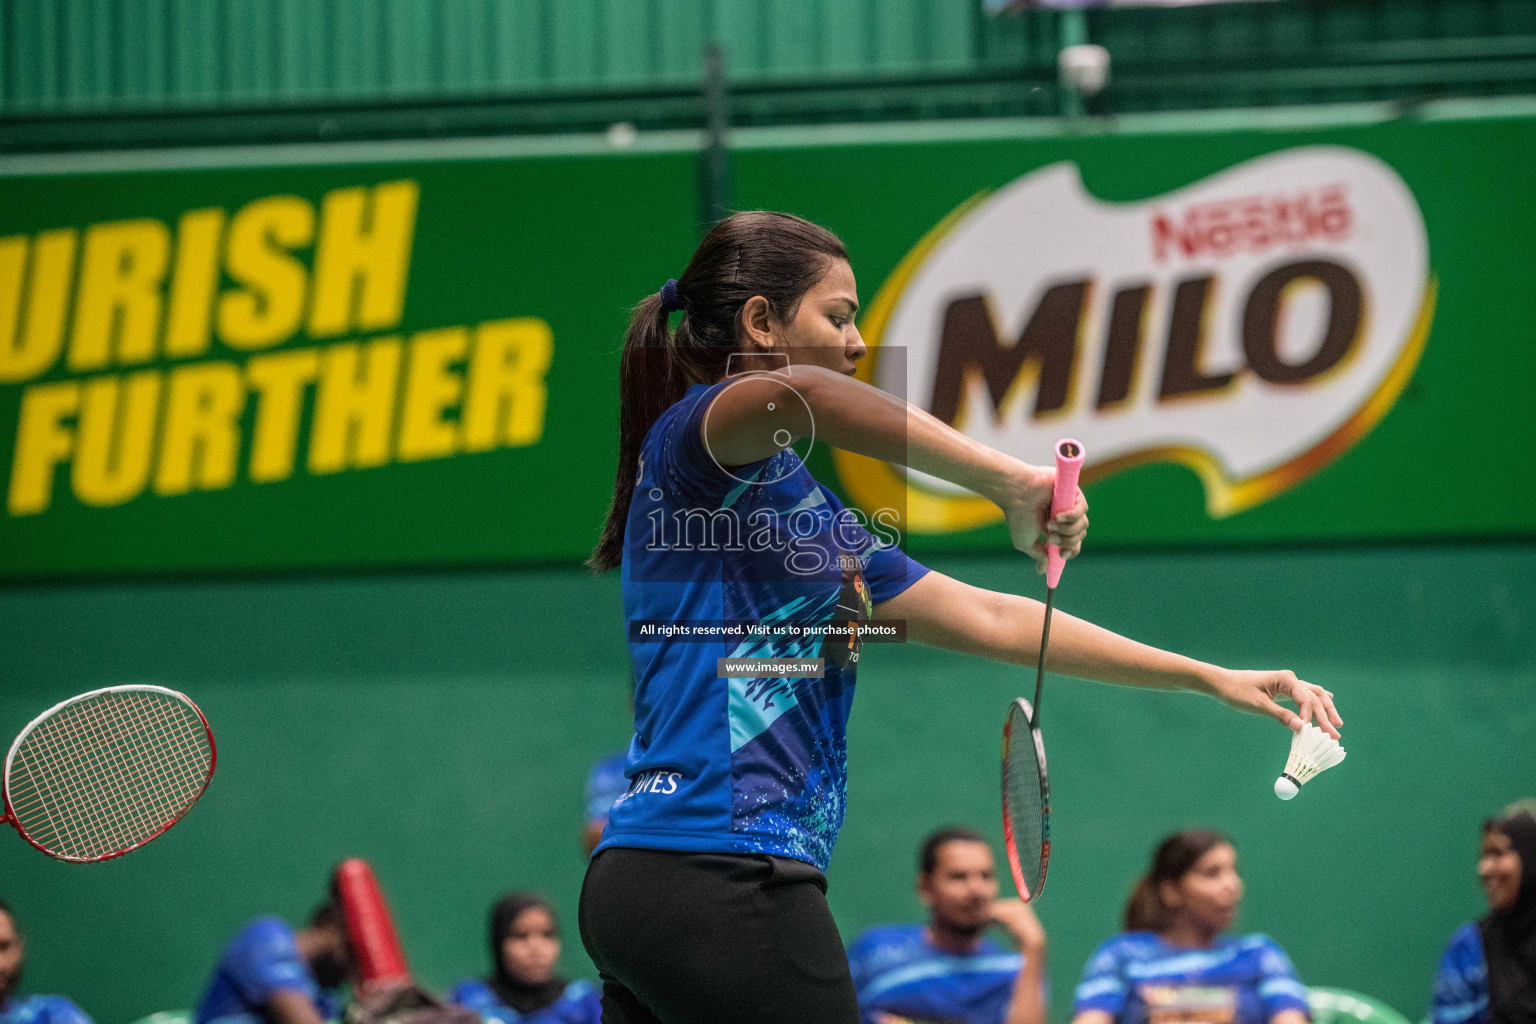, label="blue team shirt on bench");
[1073,932,1310,1024]
[847,923,1029,1024]
[0,995,92,1024]
[595,378,929,872]
[1430,923,1487,1024]
[449,979,602,1024]
[585,751,628,826]
[195,916,341,1024]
